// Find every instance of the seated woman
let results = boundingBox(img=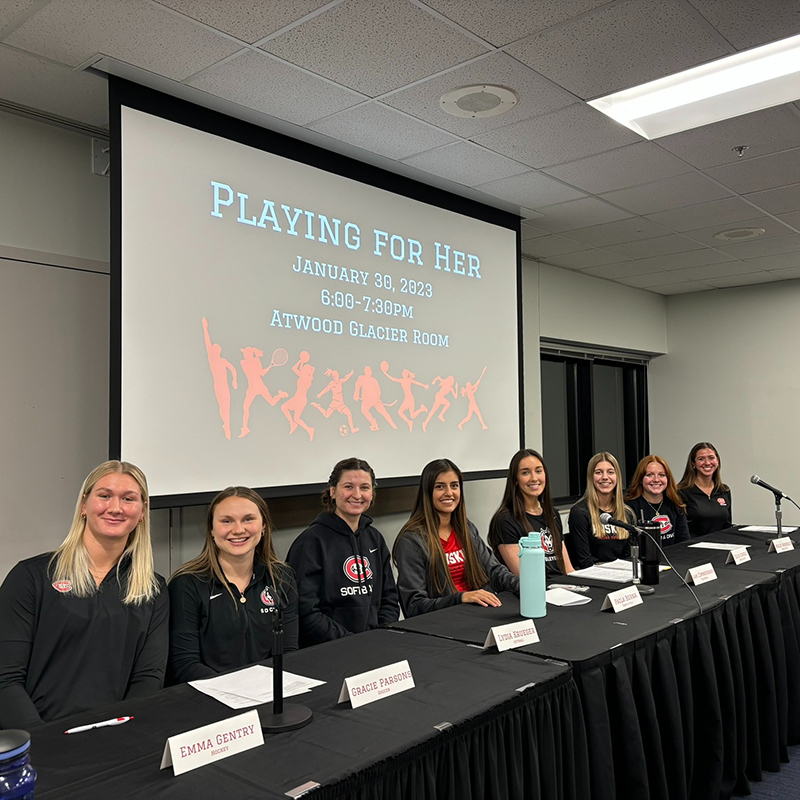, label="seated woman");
[168,486,298,683]
[393,458,519,618]
[677,442,732,536]
[625,455,689,547]
[565,452,633,570]
[0,461,168,729]
[489,449,572,576]
[286,457,399,646]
